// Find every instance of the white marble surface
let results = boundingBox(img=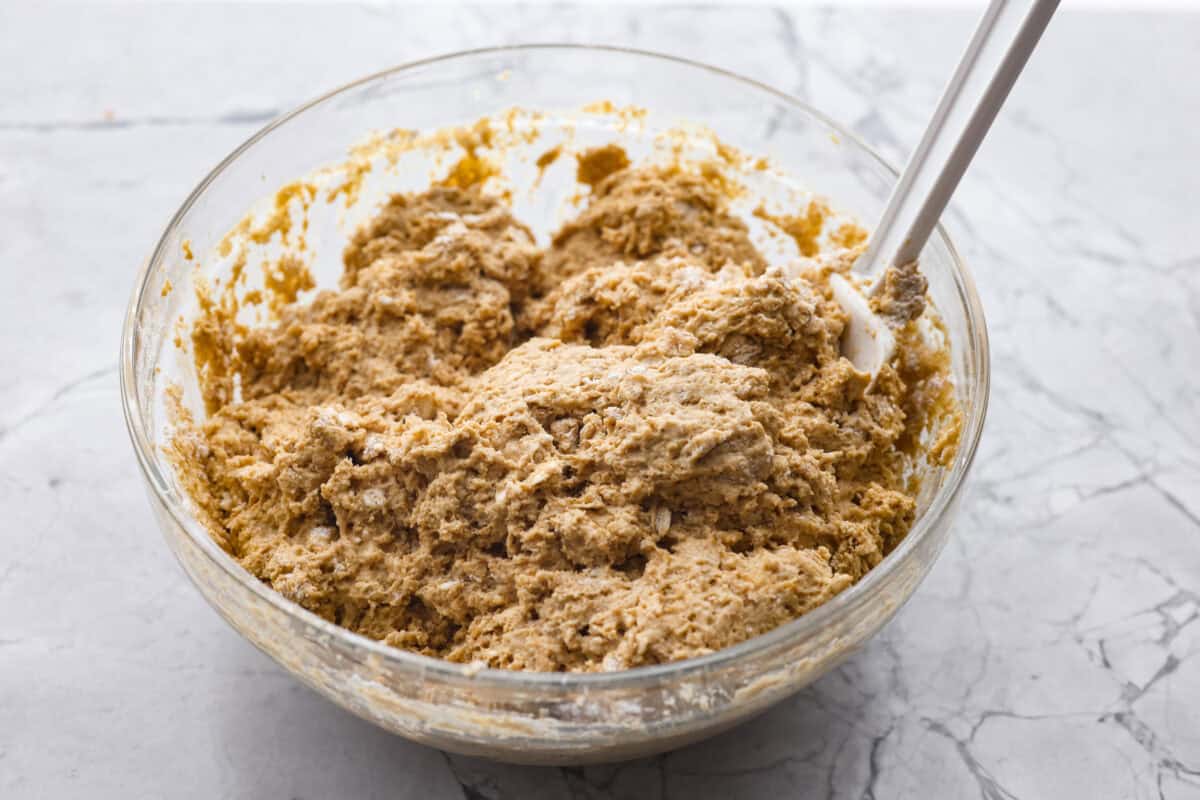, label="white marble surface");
[2,3,1199,798]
